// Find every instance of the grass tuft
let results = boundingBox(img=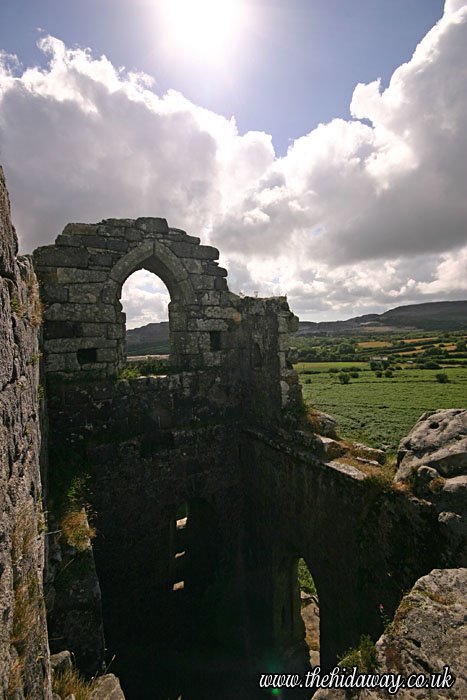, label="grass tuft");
[61,509,96,551]
[52,667,95,700]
